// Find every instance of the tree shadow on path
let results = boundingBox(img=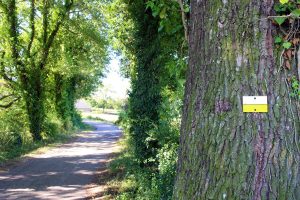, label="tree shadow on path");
[0,120,122,200]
